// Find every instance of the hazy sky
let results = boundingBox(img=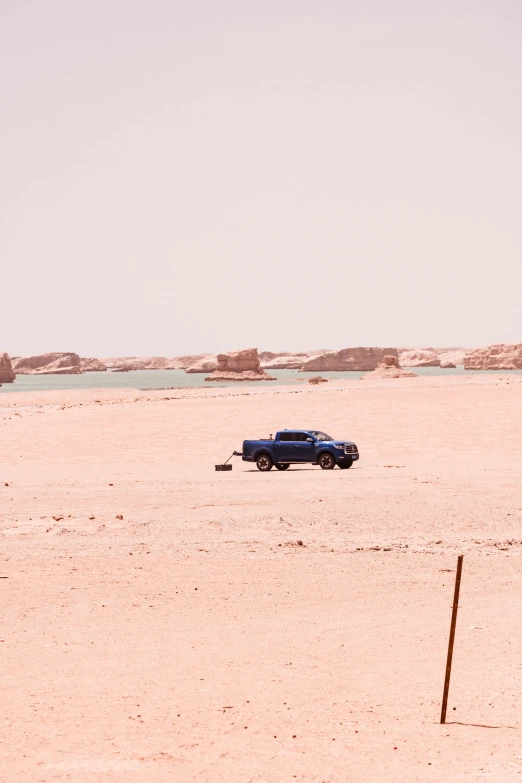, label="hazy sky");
[1,1,521,357]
